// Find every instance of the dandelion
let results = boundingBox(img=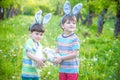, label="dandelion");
[106,54,108,56]
[82,39,86,43]
[115,63,118,66]
[48,71,51,75]
[109,75,112,78]
[11,49,14,53]
[19,45,23,49]
[102,74,105,77]
[92,57,98,62]
[12,76,15,79]
[13,54,16,57]
[39,70,42,72]
[0,50,2,53]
